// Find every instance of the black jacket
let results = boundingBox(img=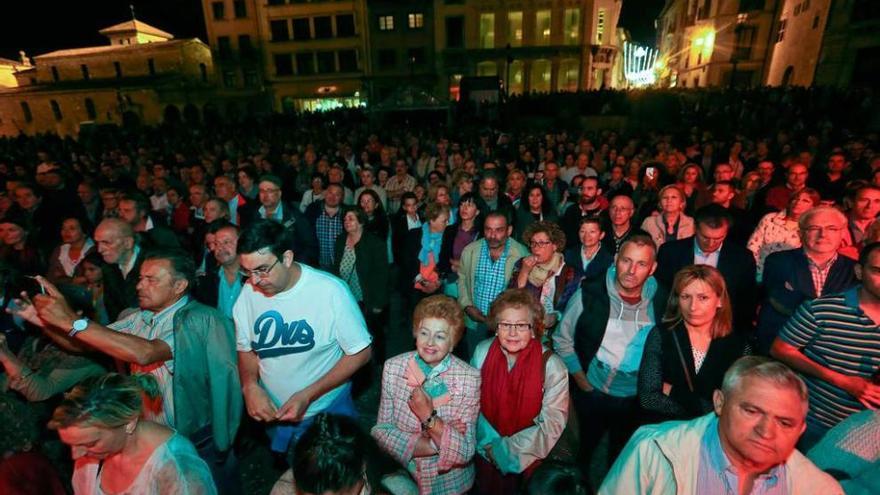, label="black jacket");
[255,201,319,267]
[333,232,390,310]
